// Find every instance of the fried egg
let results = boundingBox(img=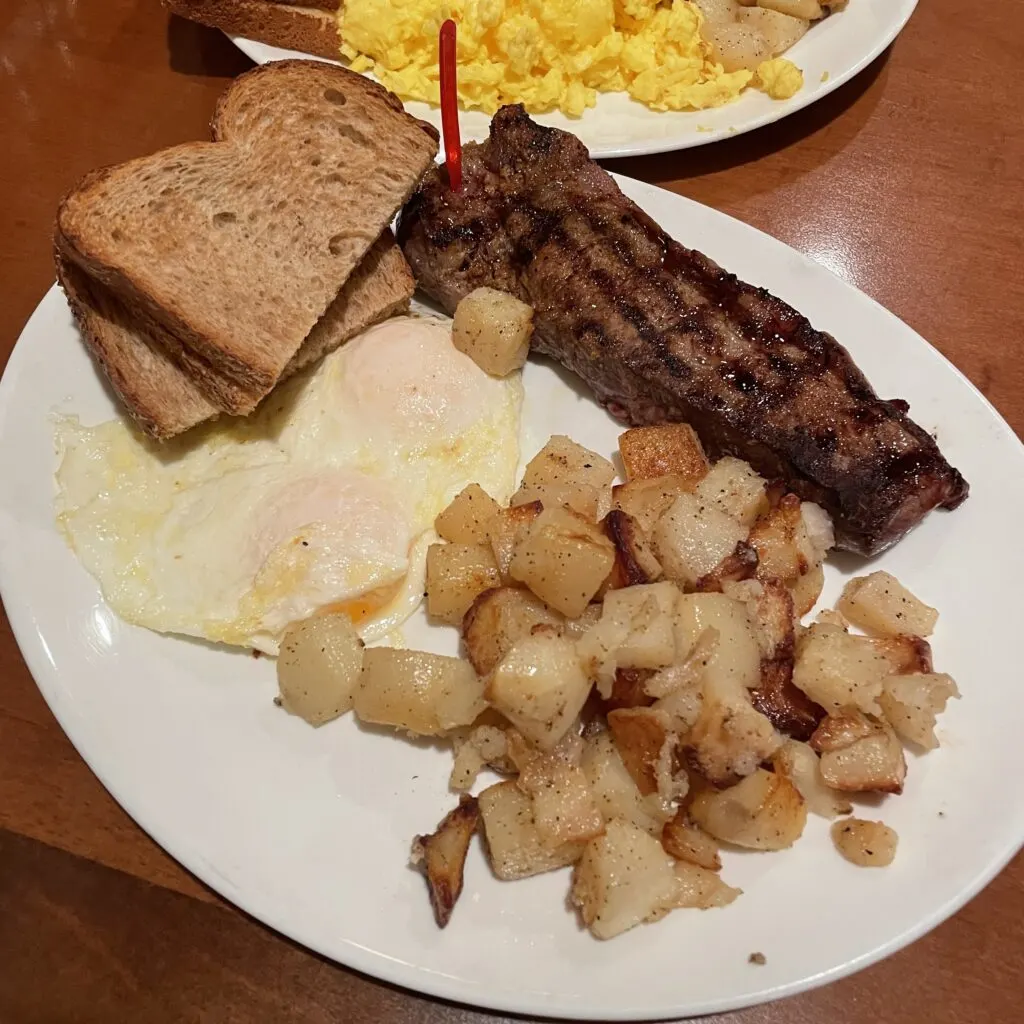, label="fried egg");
[54,316,524,653]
